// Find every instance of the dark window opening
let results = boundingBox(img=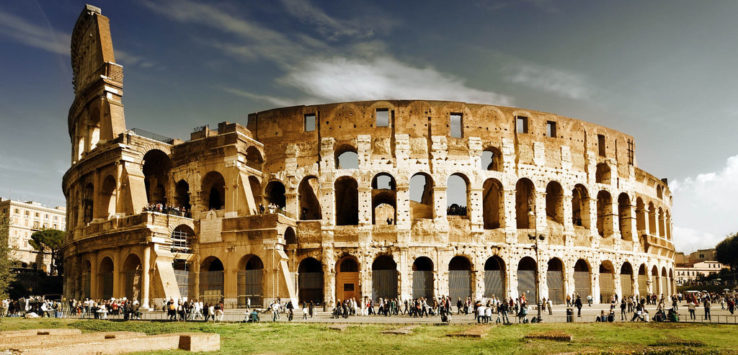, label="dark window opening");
[546,121,556,138]
[516,116,528,134]
[598,134,606,157]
